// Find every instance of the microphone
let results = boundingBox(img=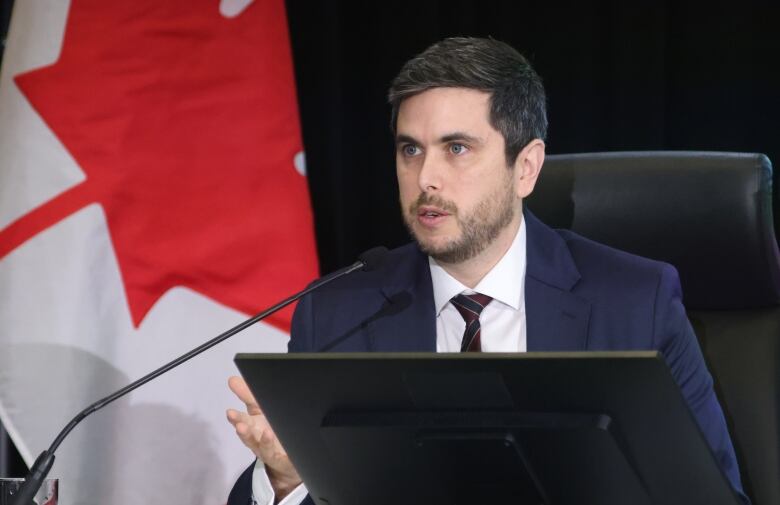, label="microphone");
[11,246,389,505]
